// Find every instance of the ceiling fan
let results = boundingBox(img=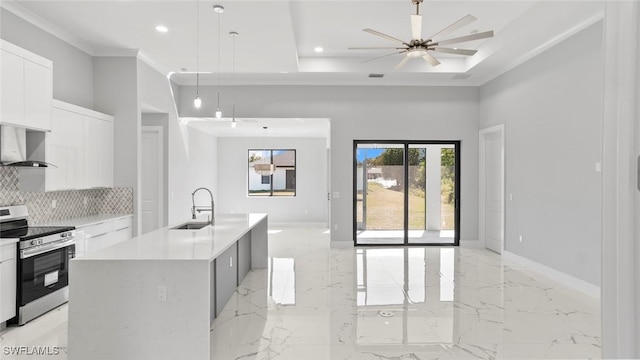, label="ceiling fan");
[349,0,494,68]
